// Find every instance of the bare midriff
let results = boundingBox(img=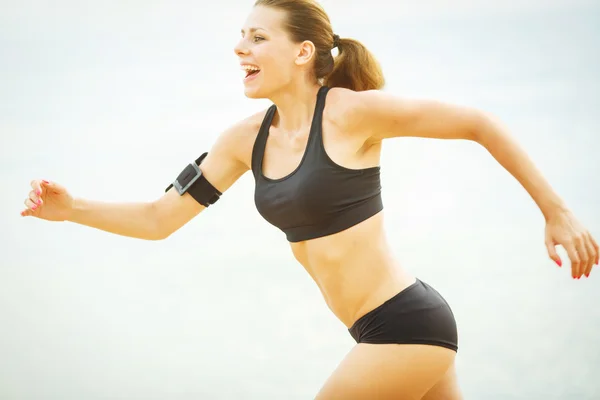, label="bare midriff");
[289,211,416,328]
